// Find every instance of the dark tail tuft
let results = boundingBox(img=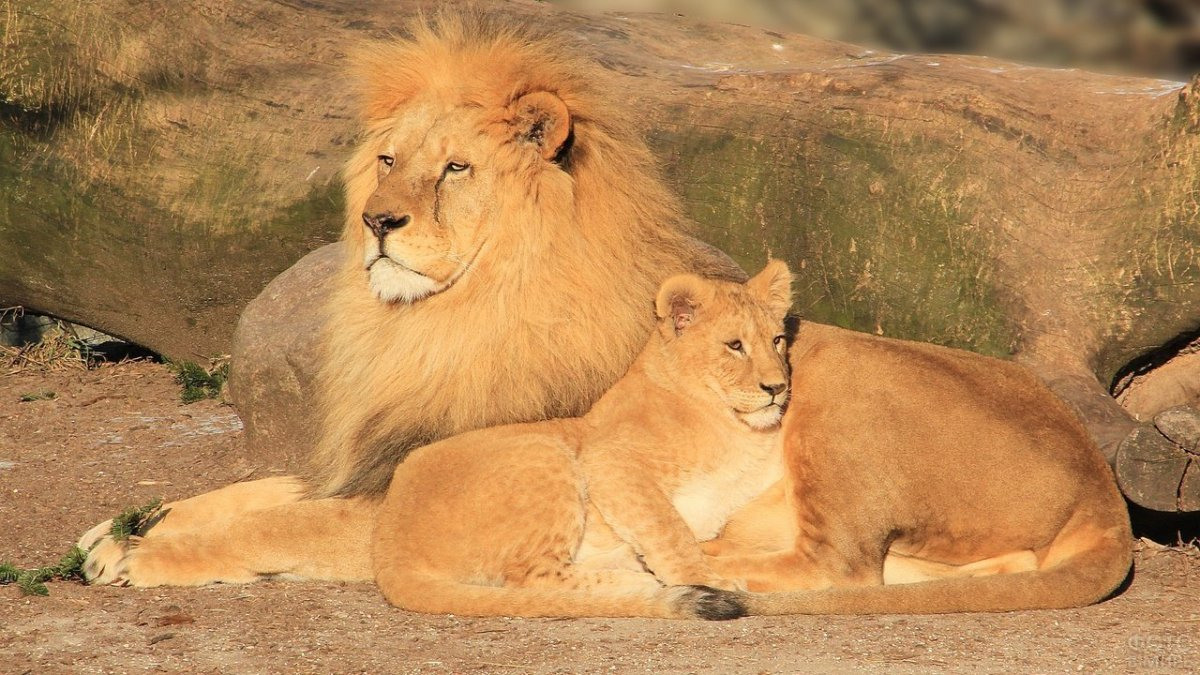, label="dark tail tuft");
[680,585,747,621]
